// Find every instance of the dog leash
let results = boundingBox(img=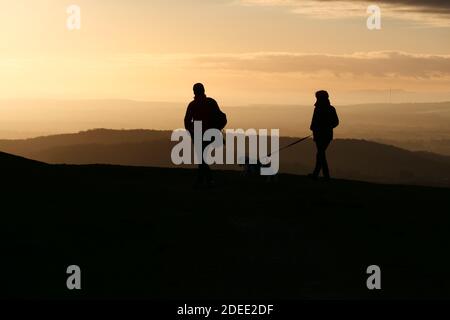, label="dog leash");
[220,133,311,162]
[267,135,312,157]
